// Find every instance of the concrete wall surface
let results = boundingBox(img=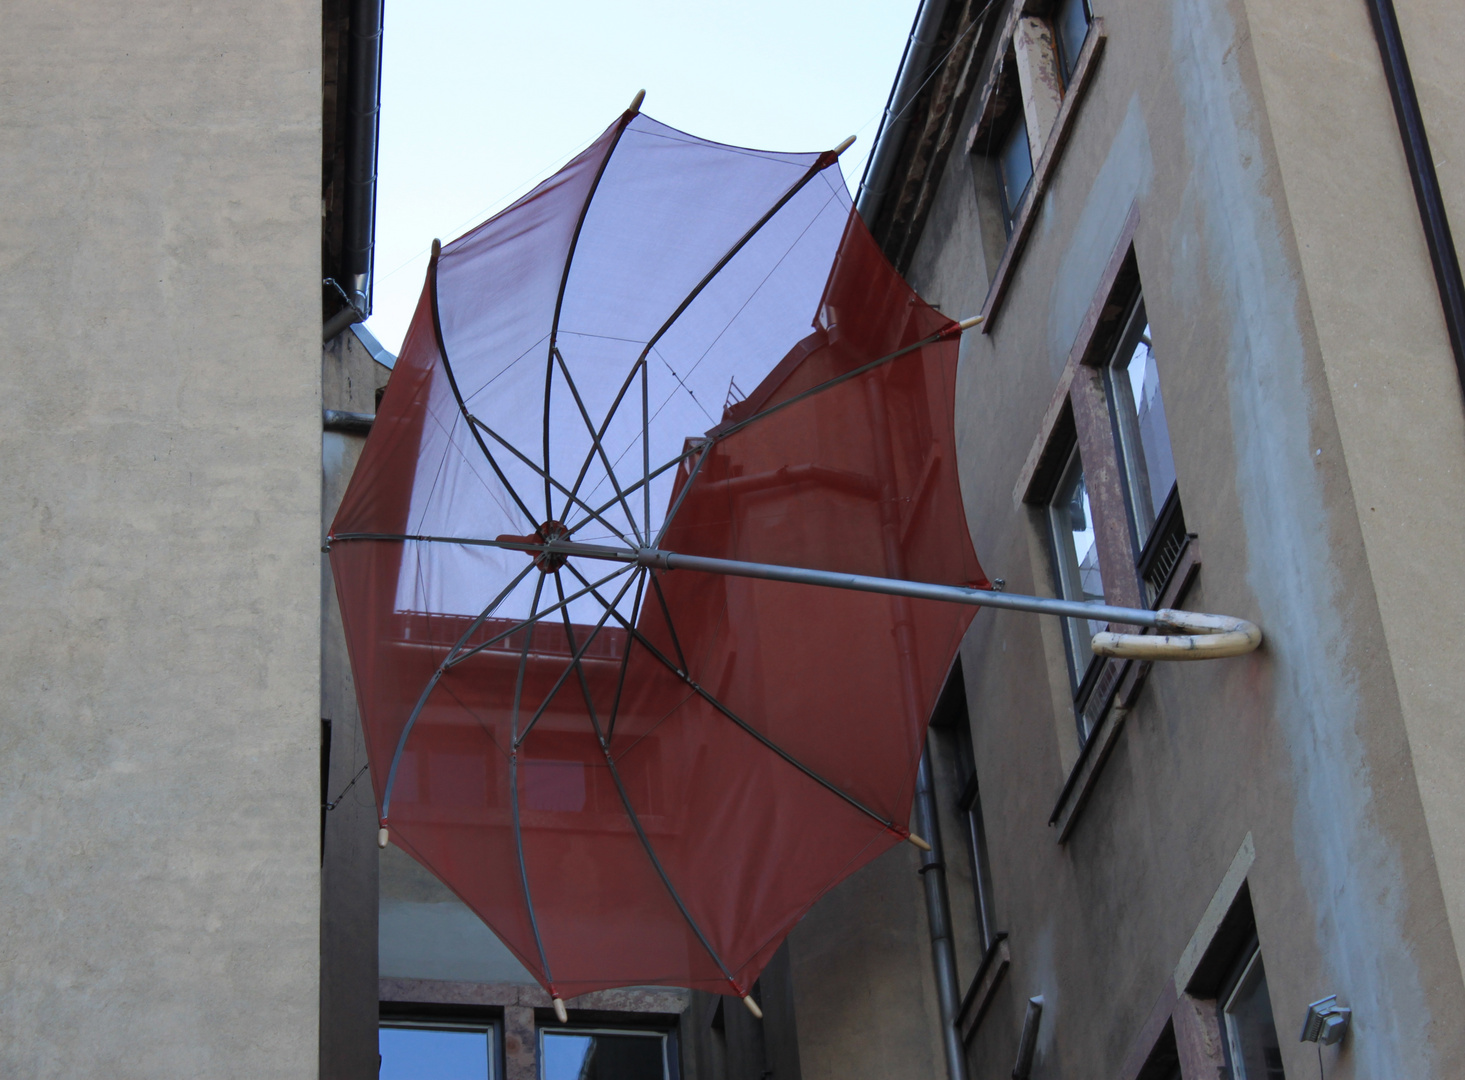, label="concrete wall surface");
[321,332,392,1080]
[0,3,322,1077]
